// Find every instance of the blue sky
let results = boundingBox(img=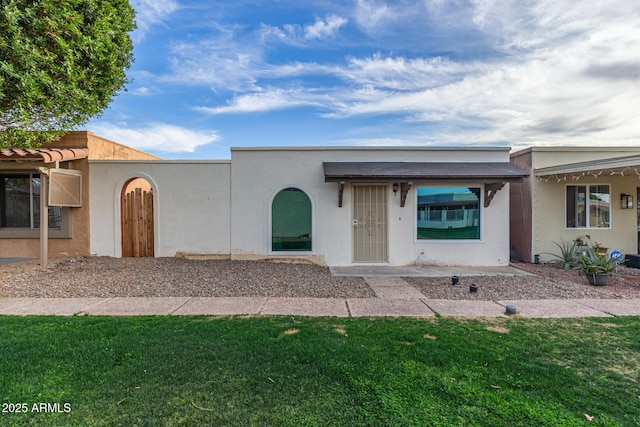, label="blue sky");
[87,0,640,159]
